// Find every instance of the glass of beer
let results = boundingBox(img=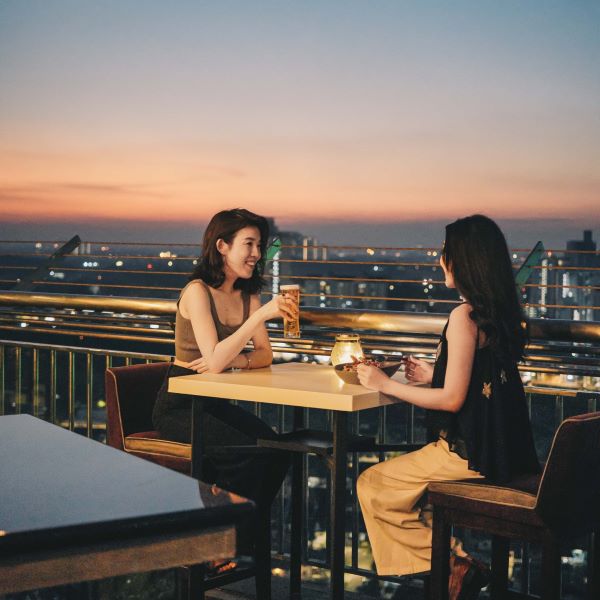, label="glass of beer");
[280,284,300,338]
